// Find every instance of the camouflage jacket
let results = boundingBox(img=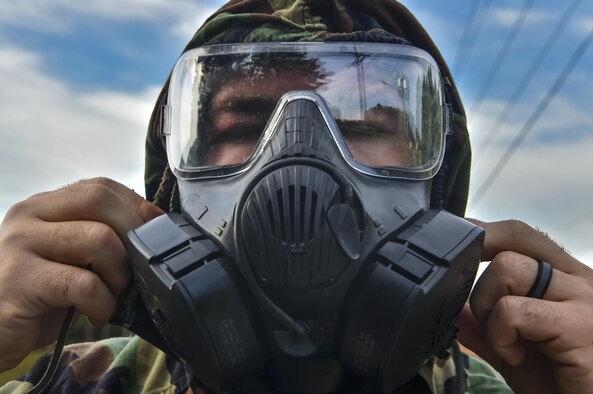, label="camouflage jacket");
[1,336,512,394]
